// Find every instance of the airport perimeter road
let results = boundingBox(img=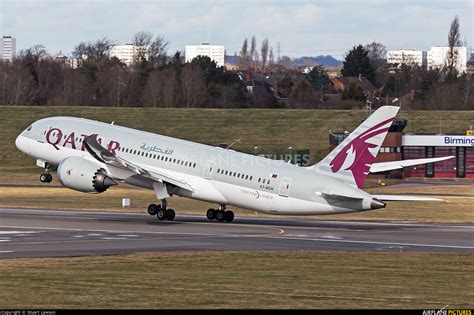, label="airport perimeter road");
[0,208,473,258]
